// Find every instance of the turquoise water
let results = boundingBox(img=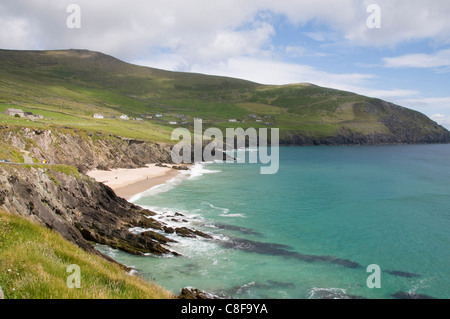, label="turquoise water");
[99,145,450,299]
